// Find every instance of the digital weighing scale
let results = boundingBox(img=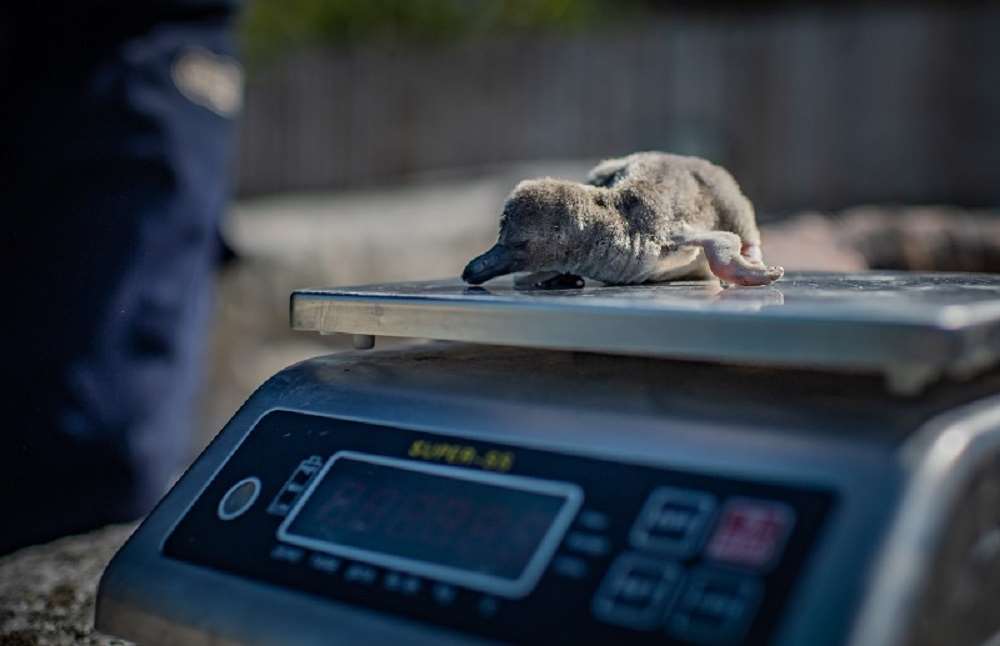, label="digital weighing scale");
[97,272,1000,646]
